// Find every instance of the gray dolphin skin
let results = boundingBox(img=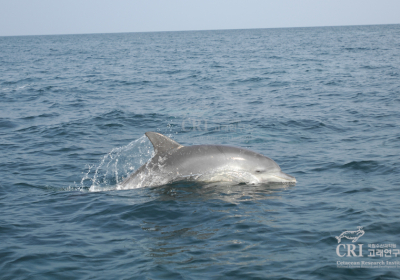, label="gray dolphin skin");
[119,132,296,189]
